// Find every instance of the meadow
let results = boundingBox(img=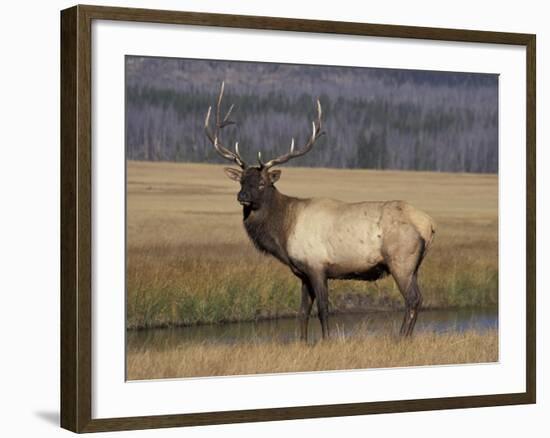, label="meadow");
[127,329,498,380]
[126,160,498,330]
